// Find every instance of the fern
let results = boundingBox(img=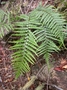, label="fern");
[33,26,60,68]
[29,5,66,68]
[10,4,66,78]
[0,9,12,38]
[30,5,65,43]
[11,15,38,78]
